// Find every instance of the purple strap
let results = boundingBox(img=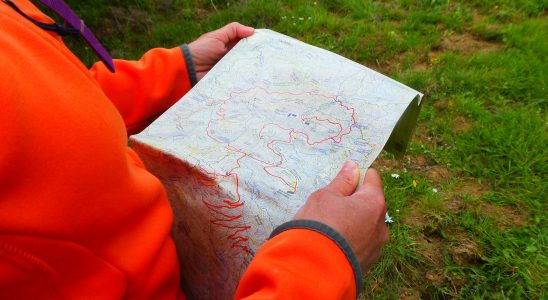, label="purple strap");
[37,0,115,72]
